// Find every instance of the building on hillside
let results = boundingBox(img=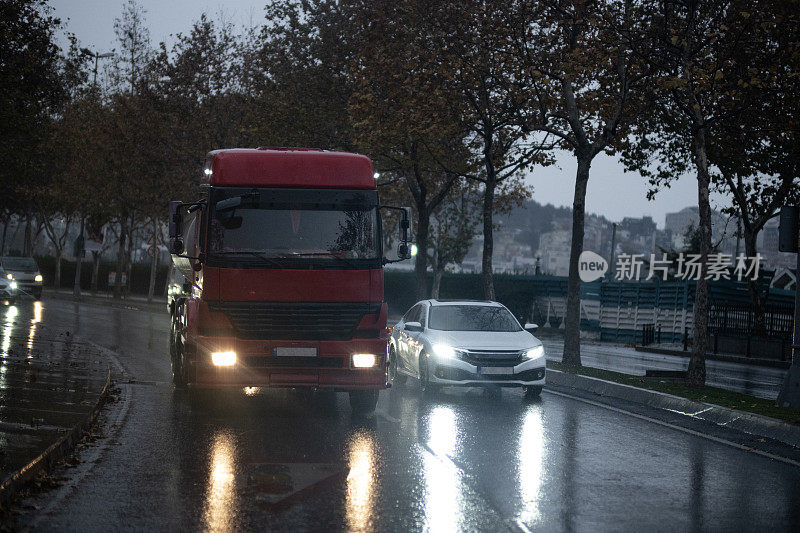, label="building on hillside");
[538,230,571,276]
